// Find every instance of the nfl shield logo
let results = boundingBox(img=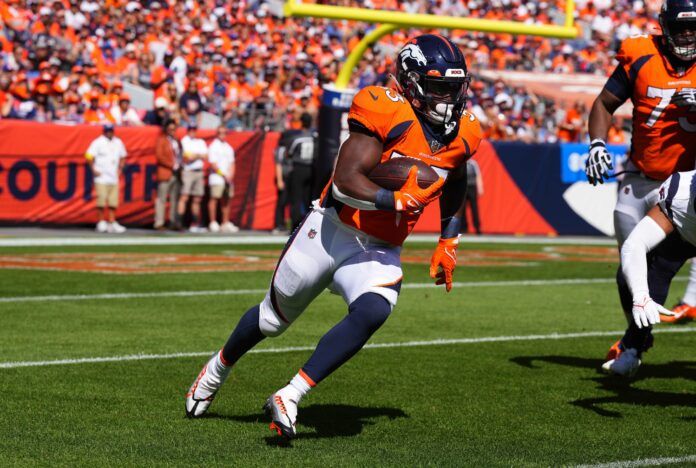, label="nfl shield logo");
[308,228,317,239]
[429,139,443,153]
